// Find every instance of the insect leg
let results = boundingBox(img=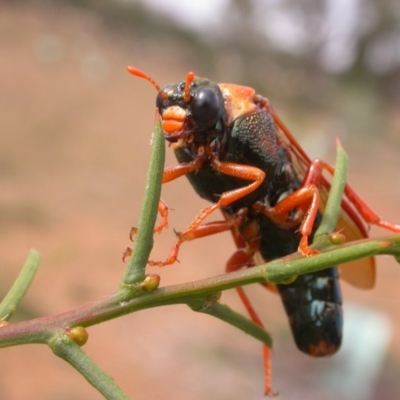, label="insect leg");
[162,156,205,183]
[125,158,207,262]
[148,220,234,266]
[304,159,400,232]
[236,286,273,396]
[123,199,170,262]
[148,209,248,267]
[153,199,169,234]
[254,185,321,256]
[184,160,265,231]
[150,162,265,266]
[226,223,274,396]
